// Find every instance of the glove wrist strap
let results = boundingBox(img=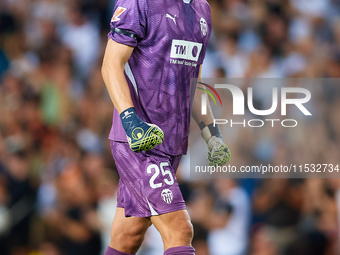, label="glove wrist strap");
[120,107,139,131]
[199,121,222,143]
